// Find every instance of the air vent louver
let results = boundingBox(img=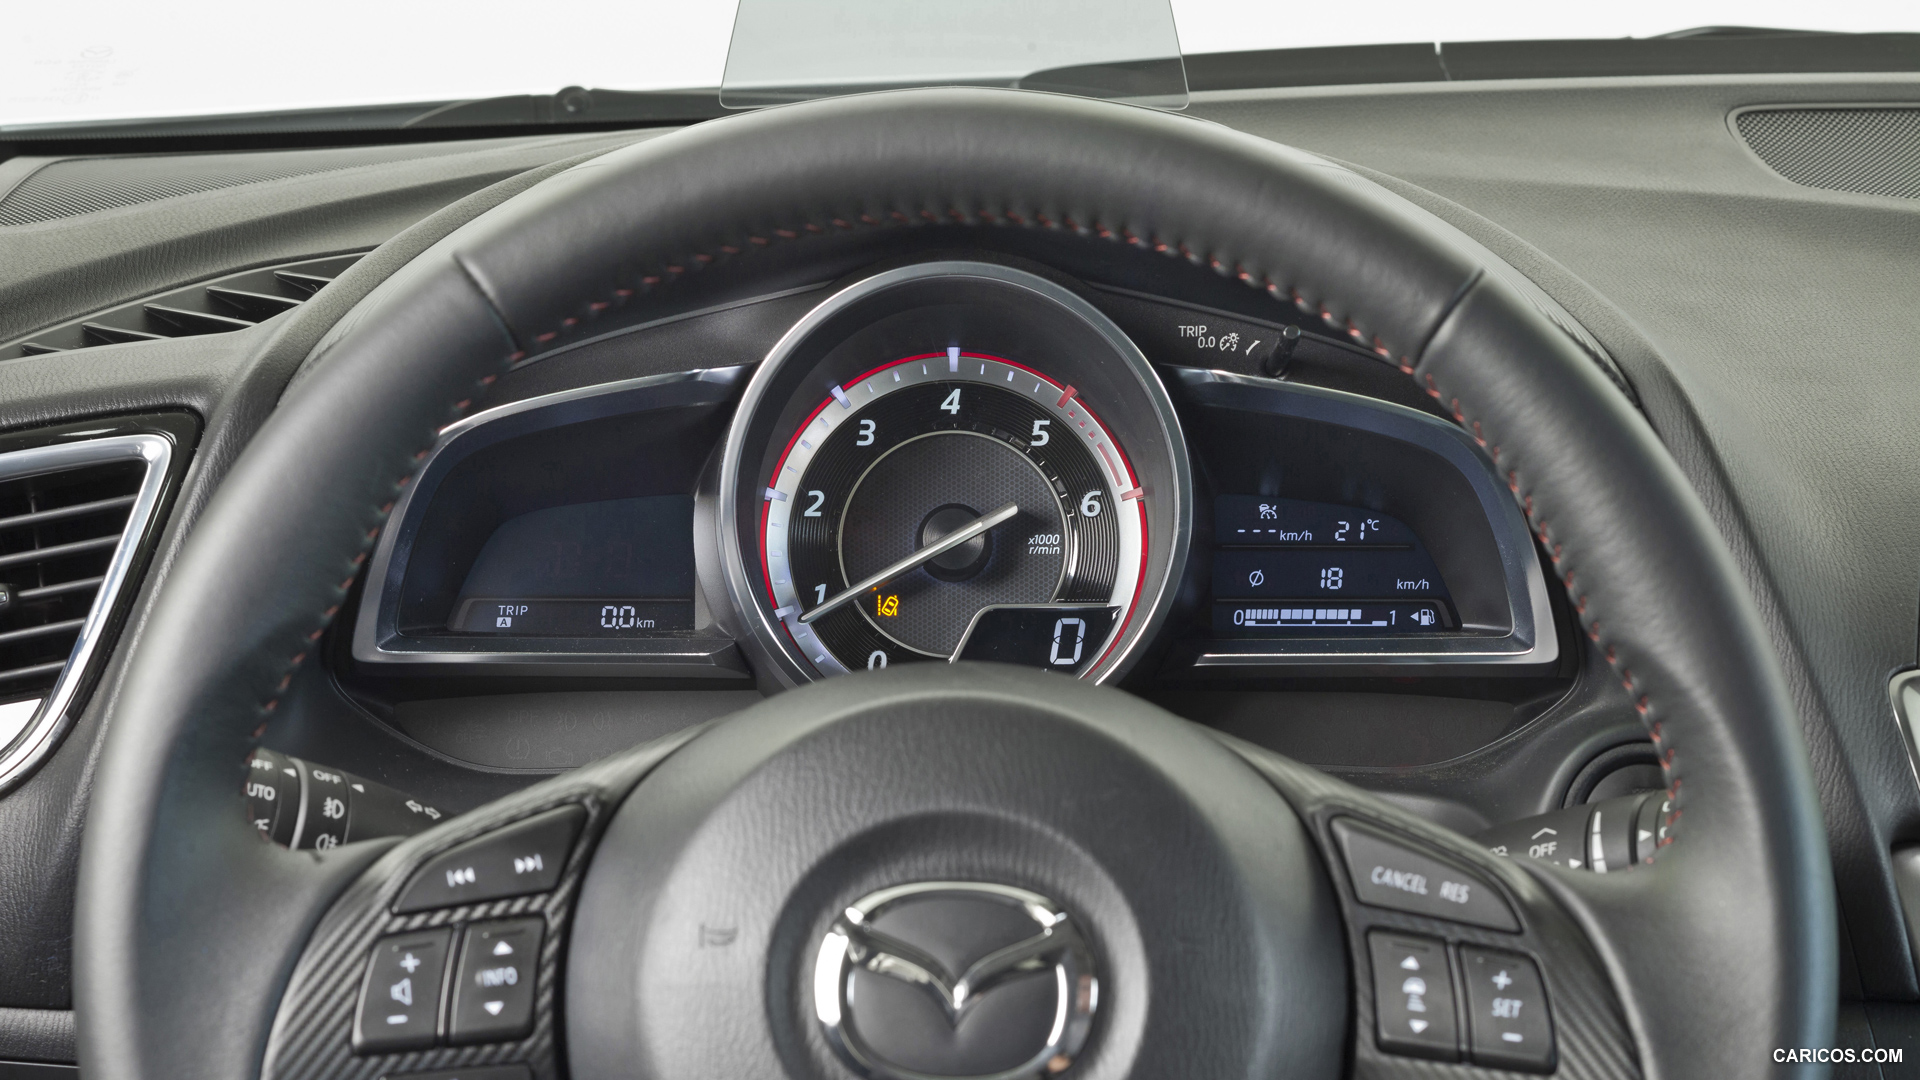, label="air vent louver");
[0,252,365,361]
[0,432,174,792]
[0,462,142,692]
